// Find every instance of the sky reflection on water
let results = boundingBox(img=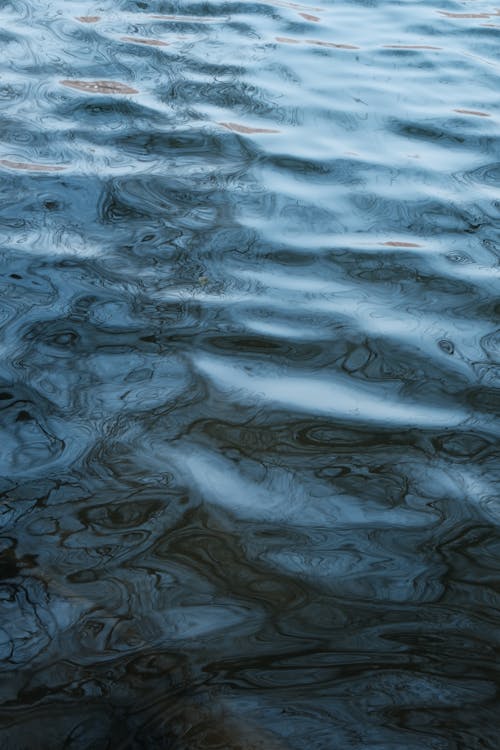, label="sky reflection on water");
[0,0,499,748]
